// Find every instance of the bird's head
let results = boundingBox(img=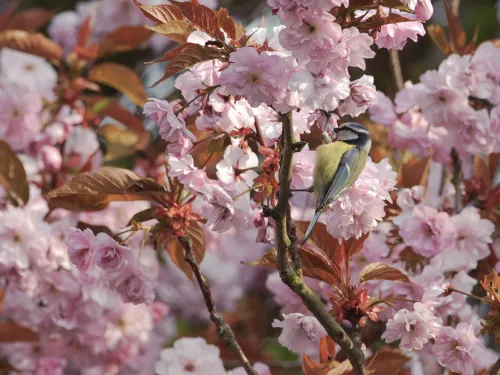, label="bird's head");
[334,122,371,149]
